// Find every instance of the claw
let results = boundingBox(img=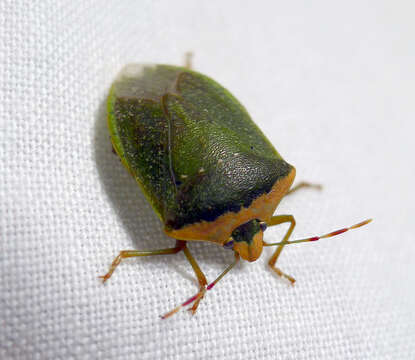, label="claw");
[98,274,110,283]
